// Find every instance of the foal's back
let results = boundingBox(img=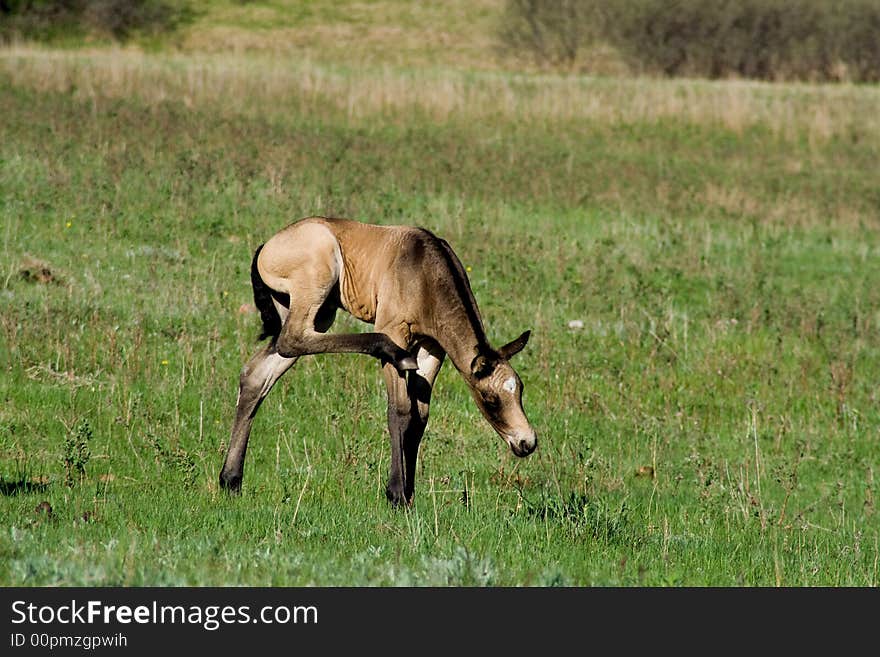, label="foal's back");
[260,217,447,328]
